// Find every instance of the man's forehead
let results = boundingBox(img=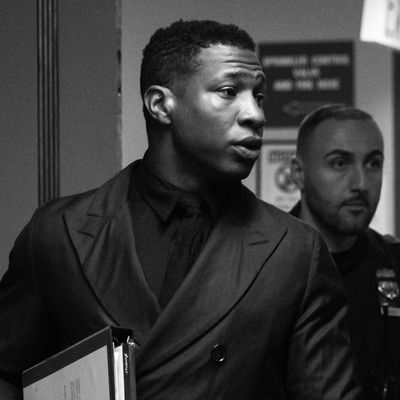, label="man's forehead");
[198,44,263,71]
[311,118,384,154]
